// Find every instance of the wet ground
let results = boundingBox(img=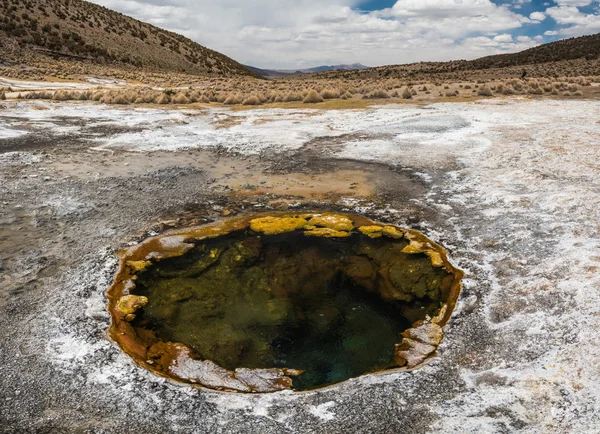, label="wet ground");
[1,98,599,433]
